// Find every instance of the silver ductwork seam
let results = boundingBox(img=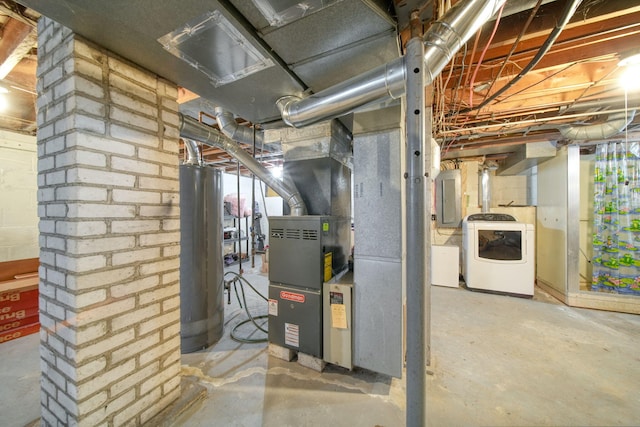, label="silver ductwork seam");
[559,110,636,140]
[213,107,264,146]
[277,0,506,128]
[183,138,202,165]
[179,113,308,216]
